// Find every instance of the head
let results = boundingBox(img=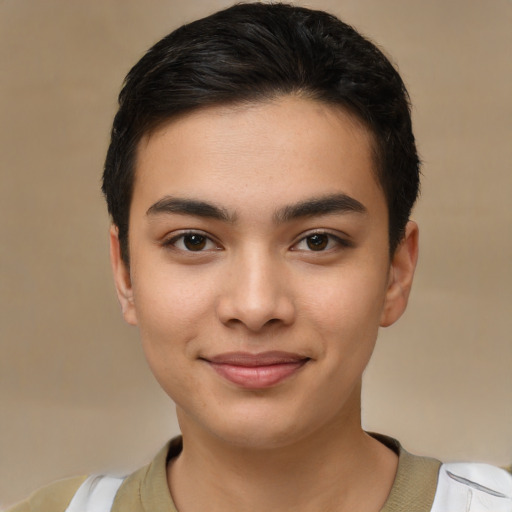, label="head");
[102,2,420,265]
[104,2,420,448]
